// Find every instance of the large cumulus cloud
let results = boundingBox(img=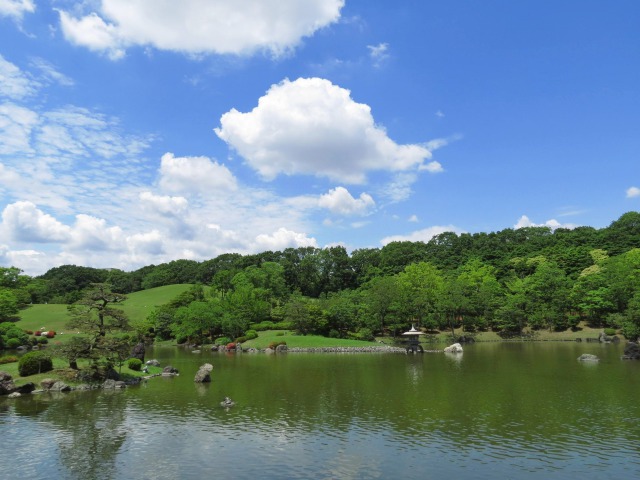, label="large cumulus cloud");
[58,0,344,59]
[215,77,437,184]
